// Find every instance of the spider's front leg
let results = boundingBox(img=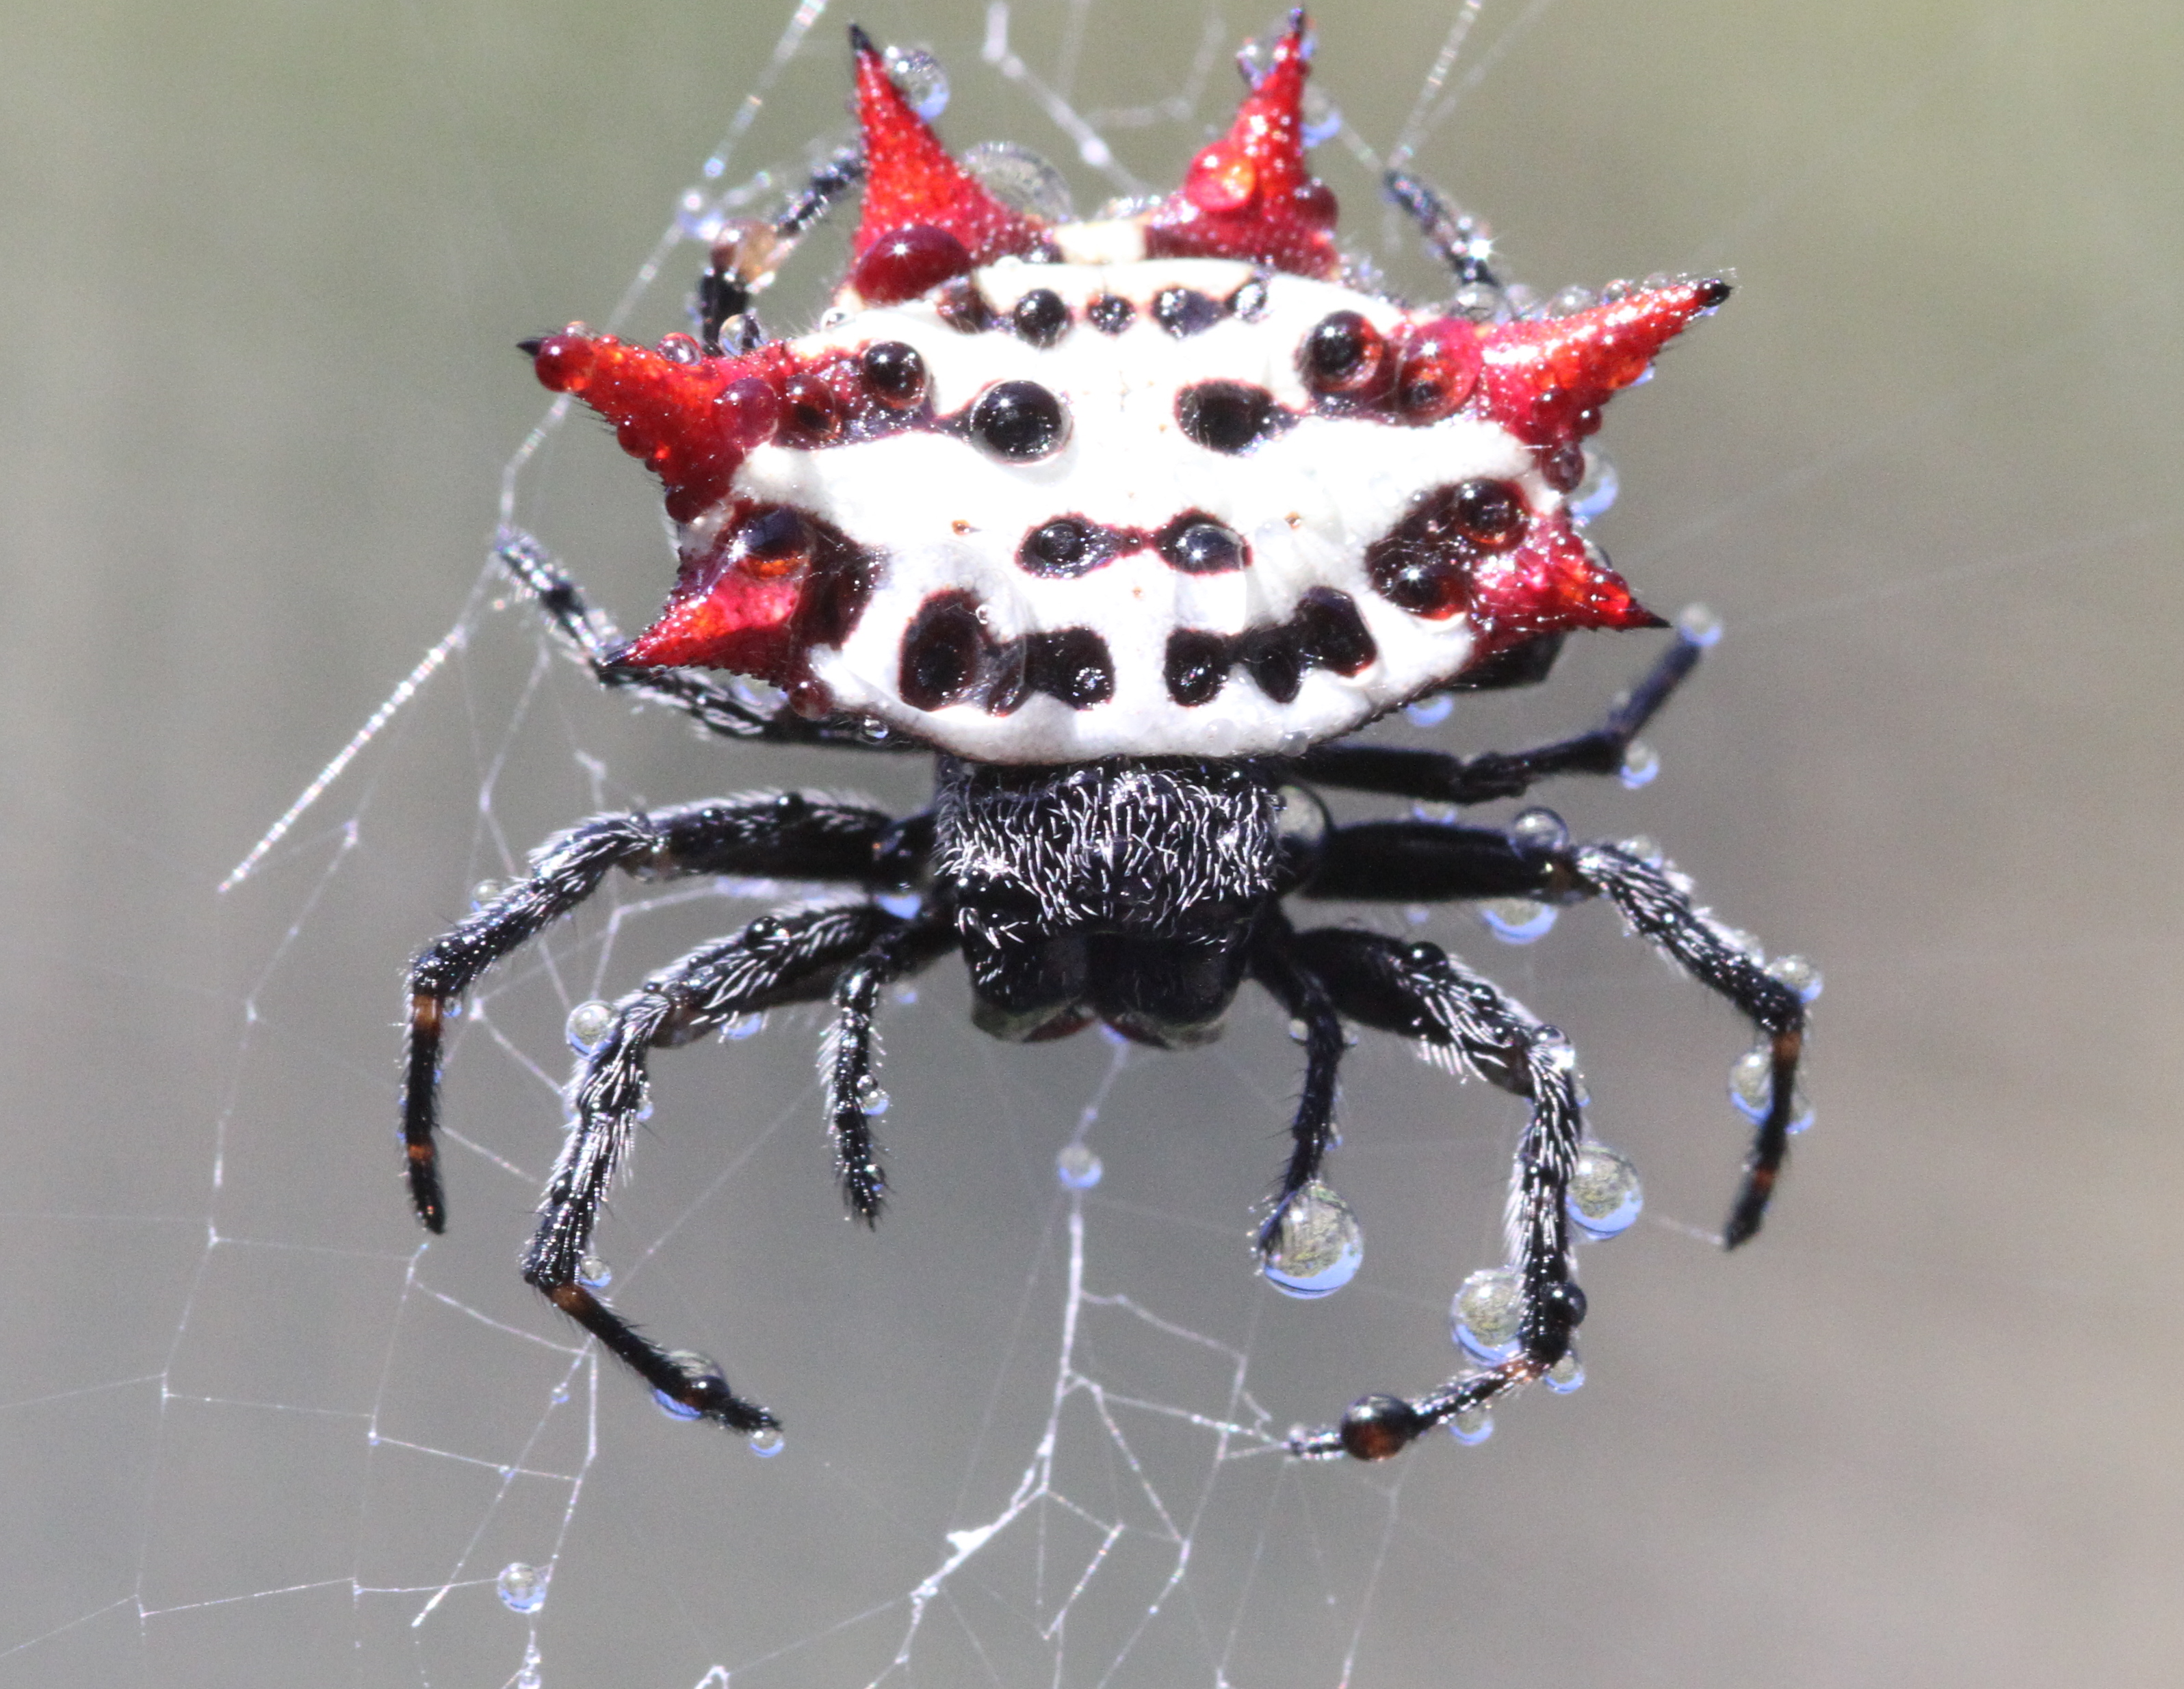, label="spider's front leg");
[1273,928,1592,1460]
[527,901,954,1432]
[402,791,904,1230]
[1282,817,1810,1461]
